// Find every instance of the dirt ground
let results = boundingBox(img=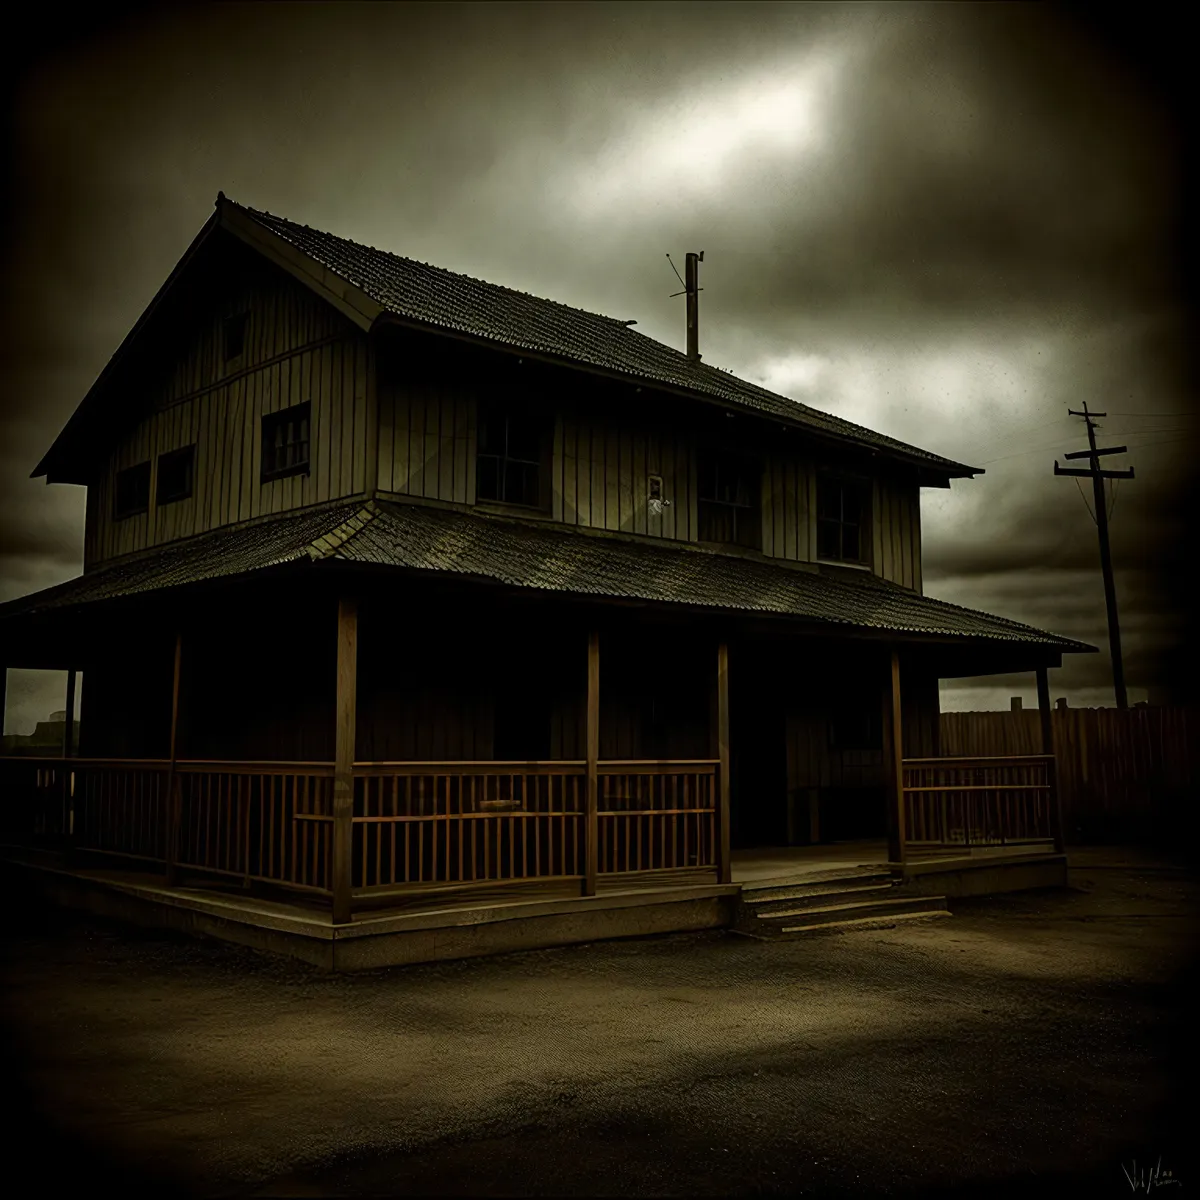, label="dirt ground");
[1,846,1197,1198]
